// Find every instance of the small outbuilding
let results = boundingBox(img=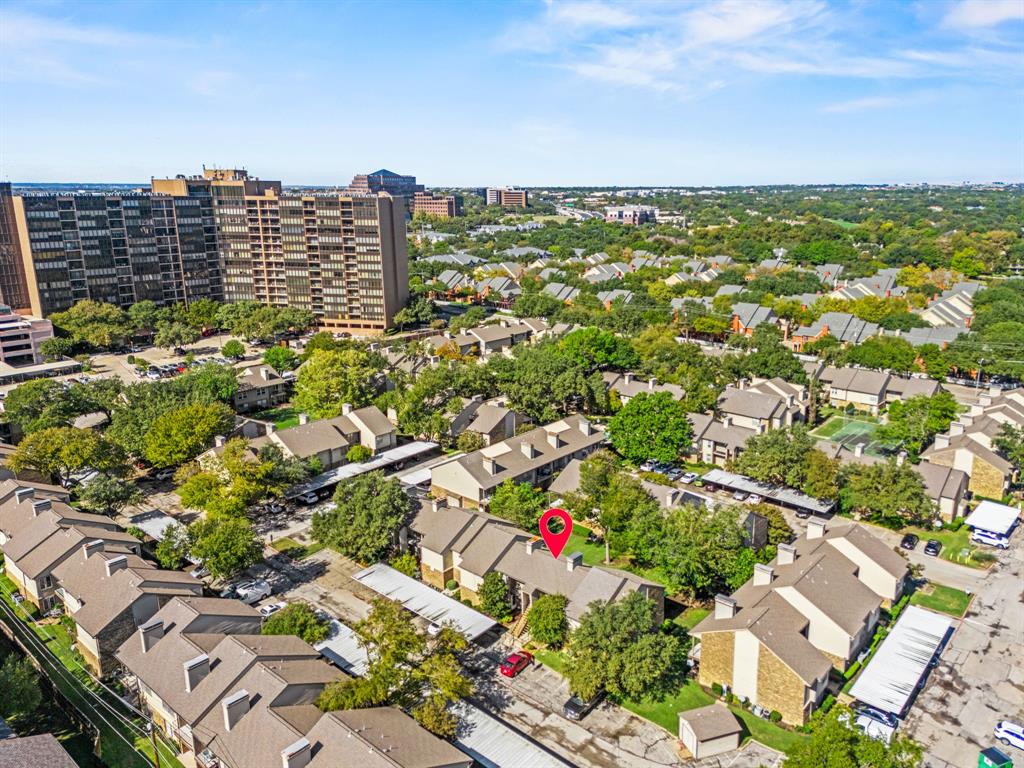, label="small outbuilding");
[678,703,742,759]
